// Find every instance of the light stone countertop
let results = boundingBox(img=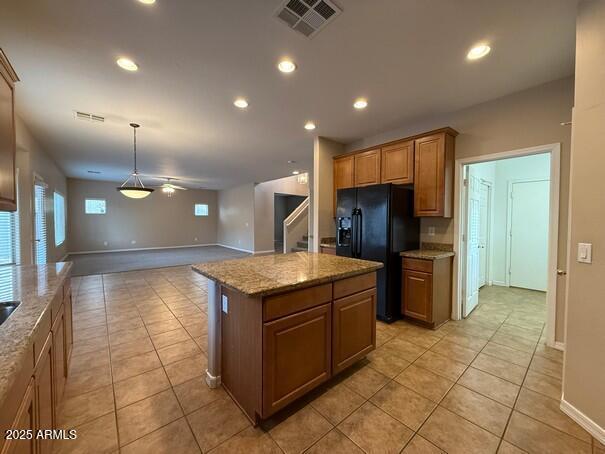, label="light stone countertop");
[192,252,382,297]
[400,249,455,260]
[0,262,72,408]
